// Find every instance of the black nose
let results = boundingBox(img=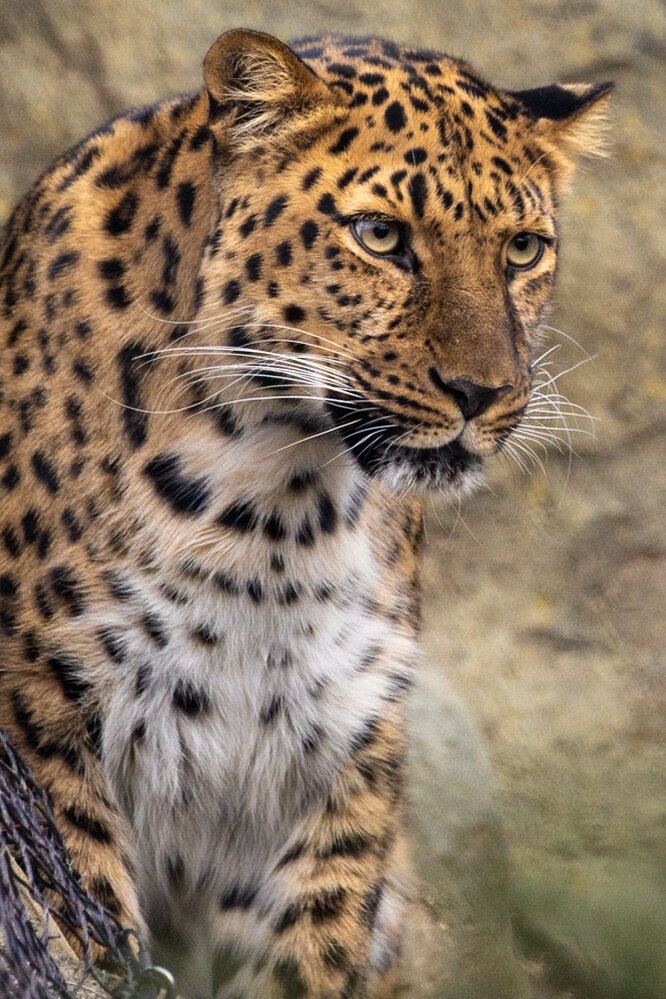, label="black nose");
[428,369,512,419]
